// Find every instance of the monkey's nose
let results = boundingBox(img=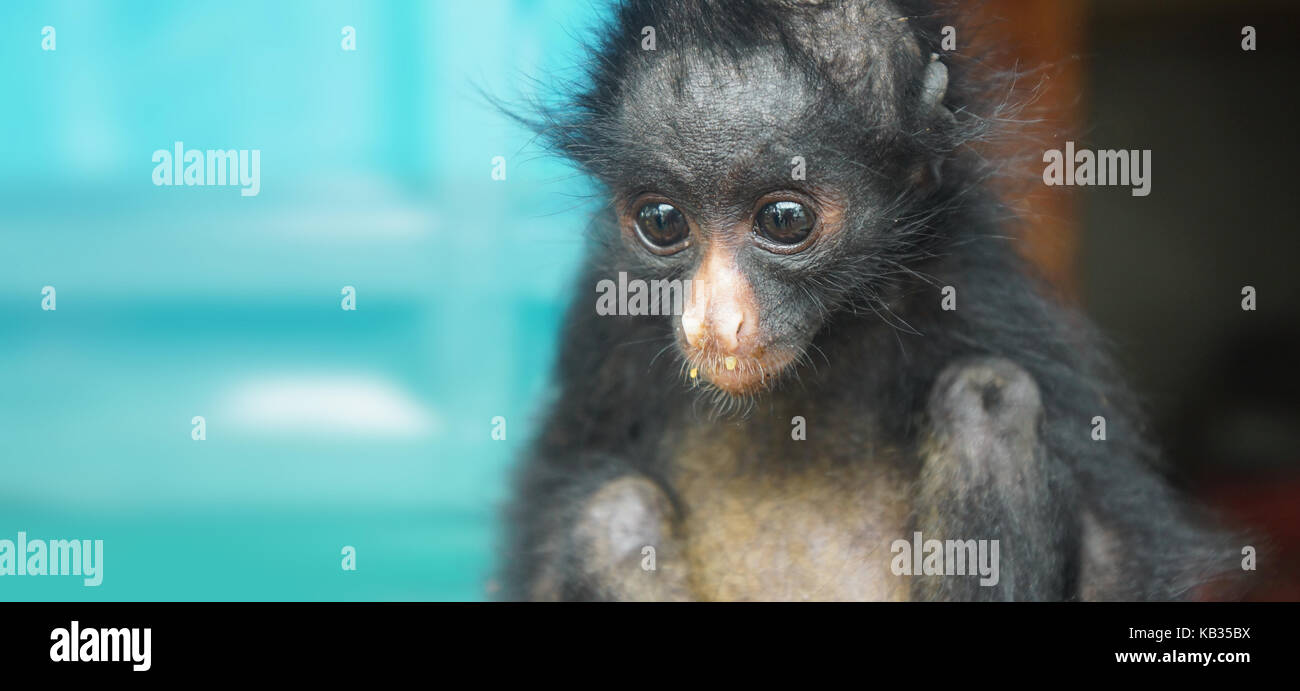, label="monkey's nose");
[682,303,745,352]
[682,249,760,355]
[682,283,754,353]
[681,310,707,348]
